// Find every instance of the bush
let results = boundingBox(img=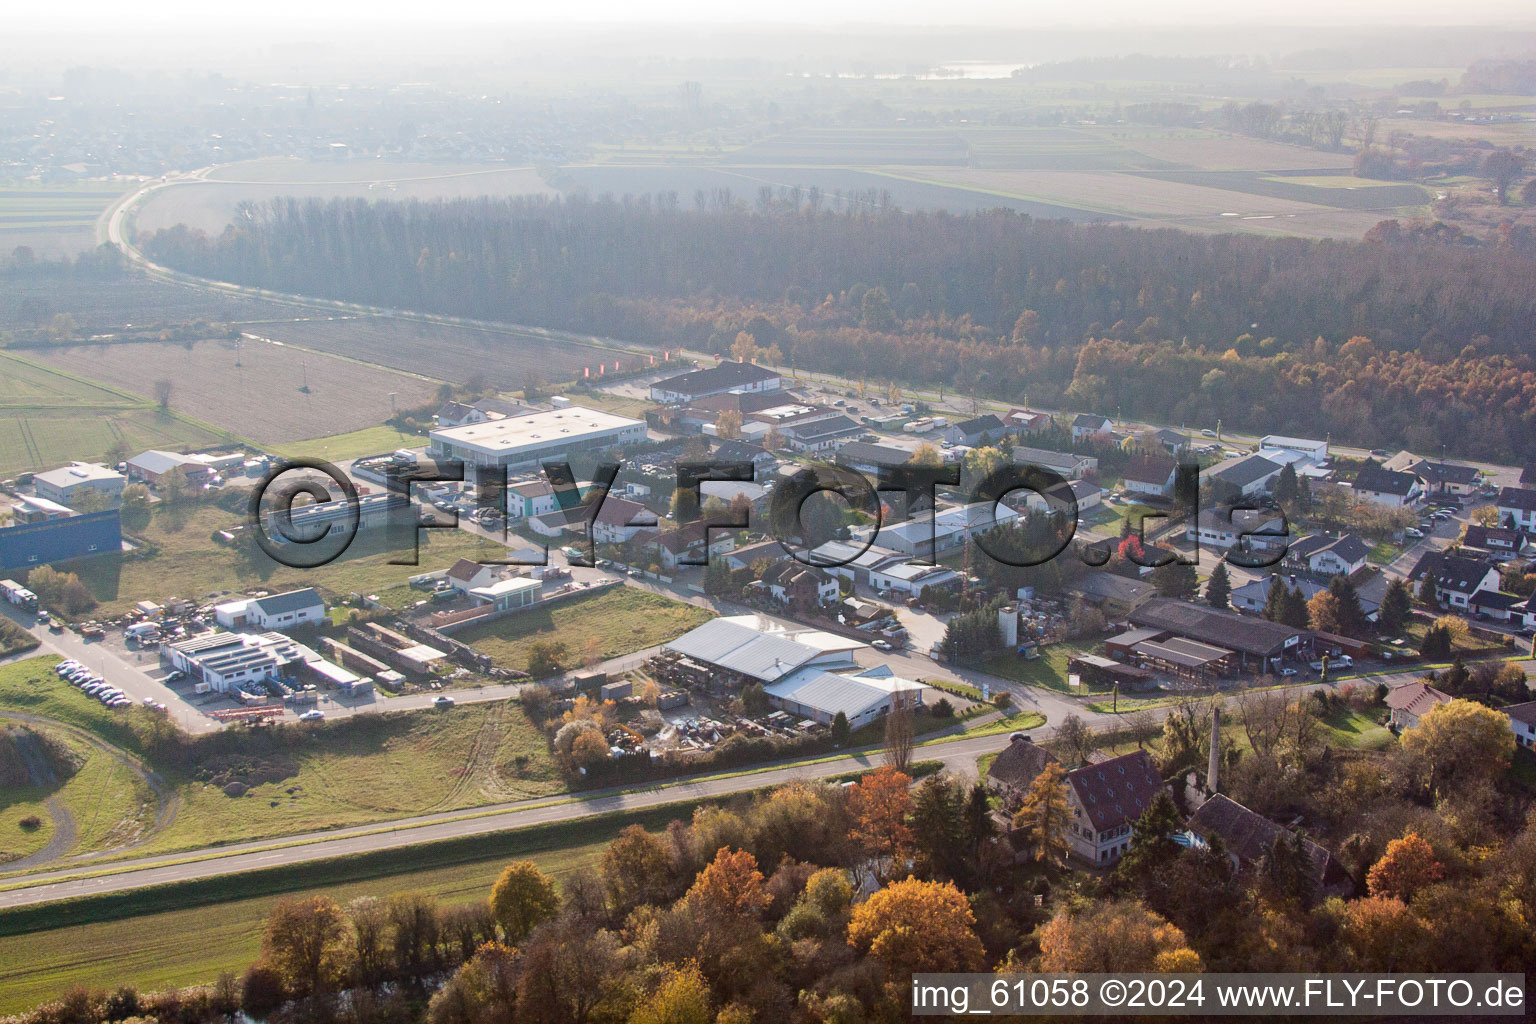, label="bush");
[19,814,43,831]
[931,698,954,719]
